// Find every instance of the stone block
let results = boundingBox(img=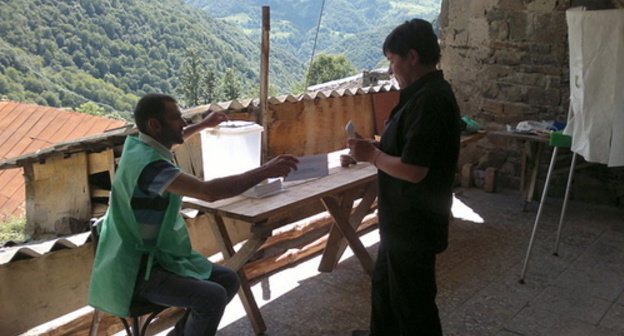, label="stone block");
[498,83,527,103]
[482,99,504,115]
[534,12,567,41]
[502,103,532,123]
[497,0,527,10]
[522,64,562,75]
[527,0,558,12]
[461,163,474,188]
[473,169,486,188]
[489,19,509,40]
[527,87,561,107]
[484,167,498,192]
[494,49,523,66]
[478,149,508,169]
[509,12,529,40]
[485,64,514,80]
